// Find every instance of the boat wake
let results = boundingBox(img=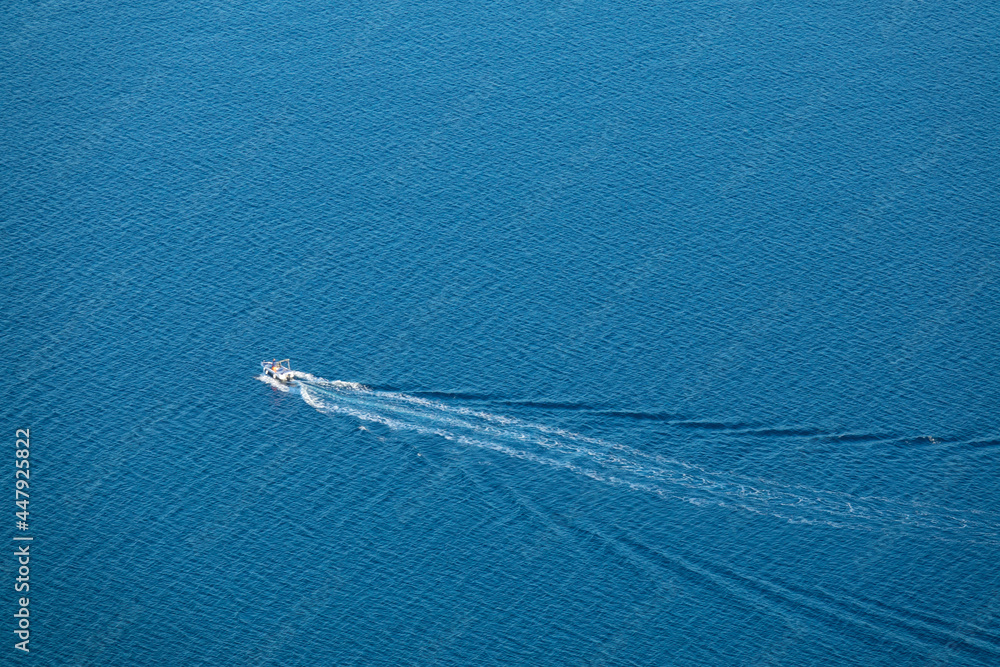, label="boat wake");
[279,374,1000,543]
